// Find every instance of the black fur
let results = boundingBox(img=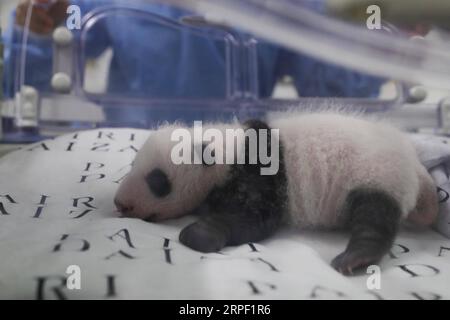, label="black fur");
[179,120,288,252]
[331,188,402,275]
[146,168,171,198]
